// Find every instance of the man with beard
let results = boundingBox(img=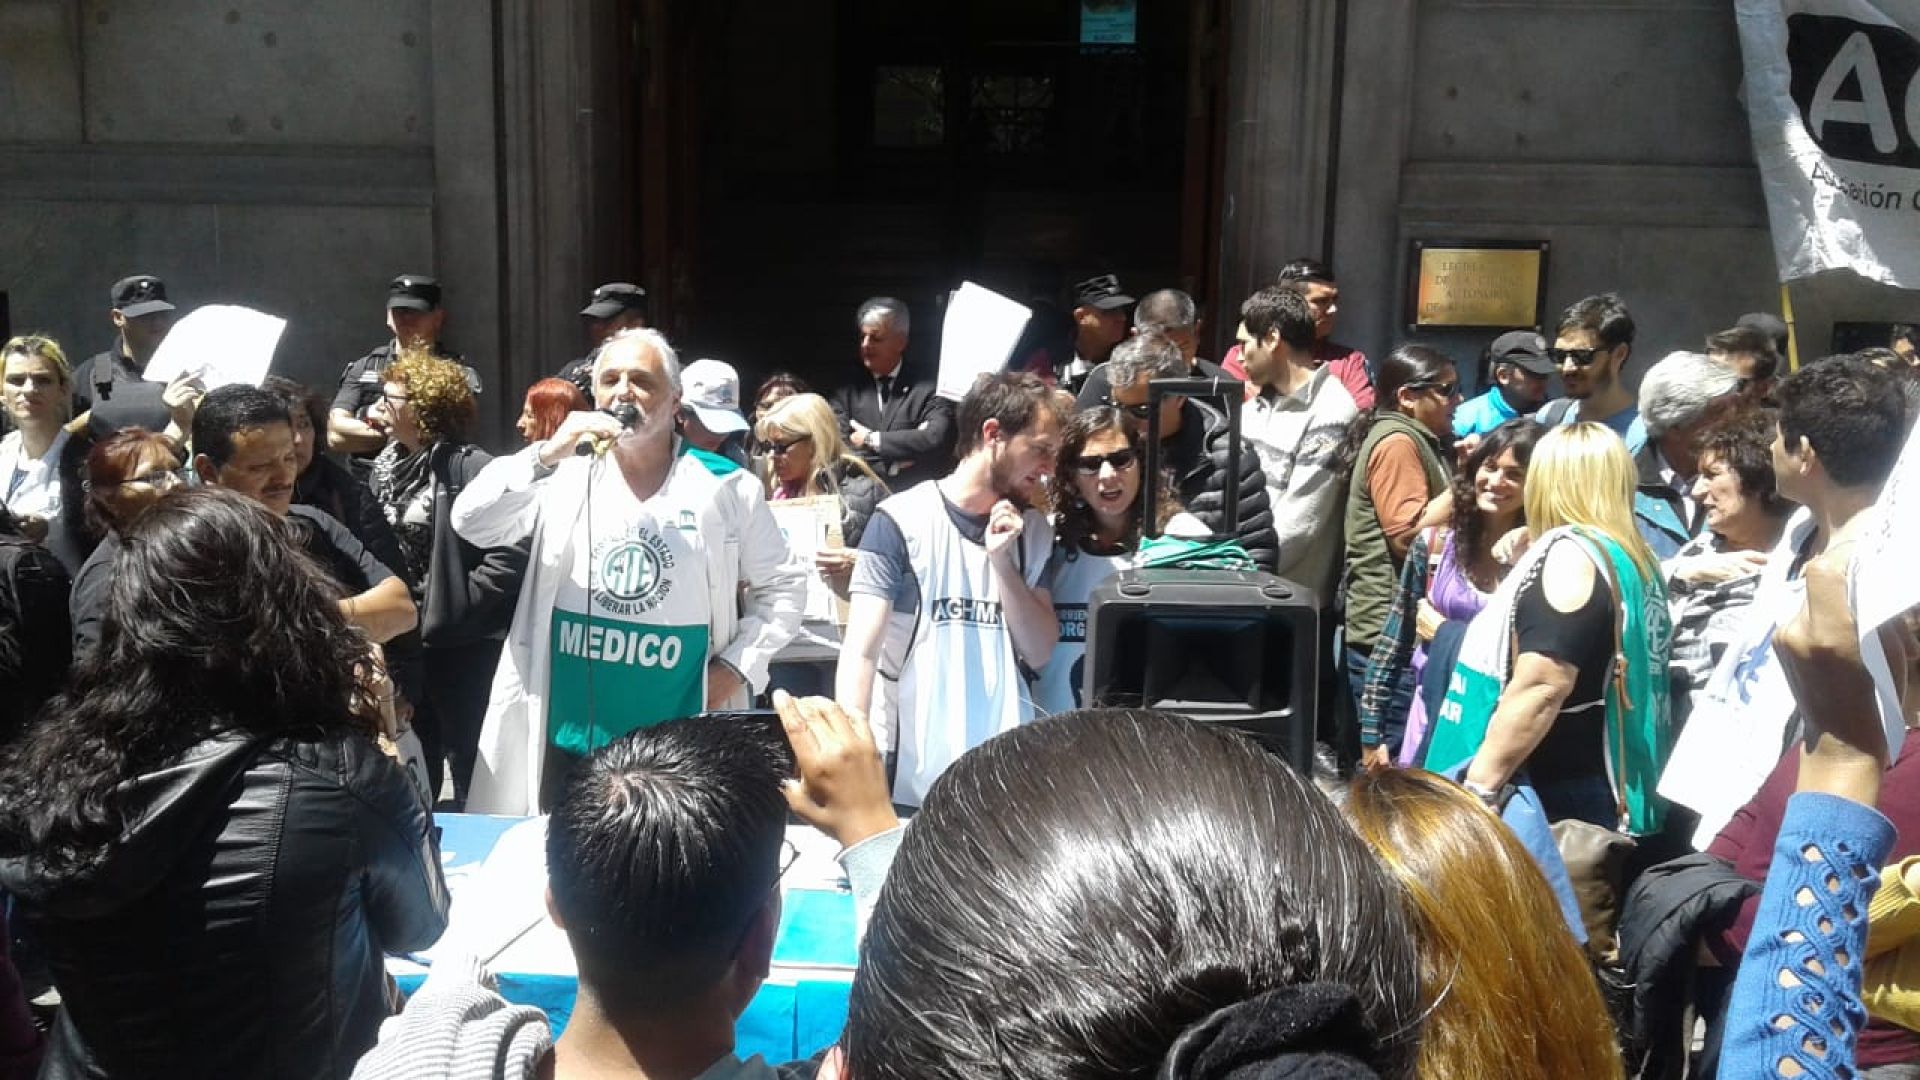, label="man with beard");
[1538,292,1646,453]
[451,329,805,814]
[836,371,1062,807]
